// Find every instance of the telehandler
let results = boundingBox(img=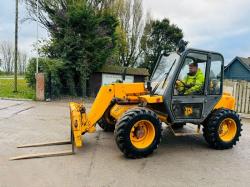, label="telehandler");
[11,41,242,160]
